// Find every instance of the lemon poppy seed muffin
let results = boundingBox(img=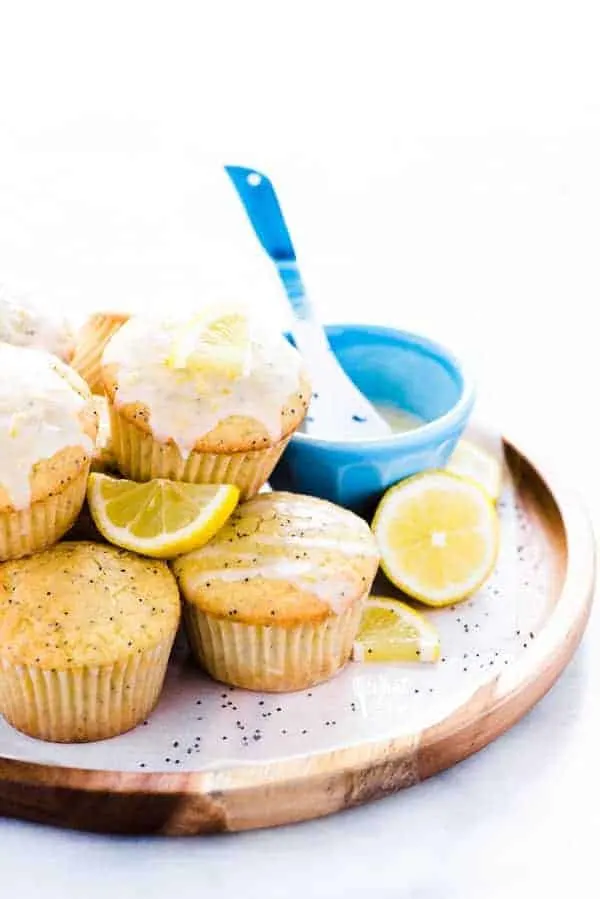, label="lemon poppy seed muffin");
[172,492,380,692]
[101,306,311,499]
[0,344,98,560]
[0,285,76,362]
[71,311,129,393]
[0,542,181,741]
